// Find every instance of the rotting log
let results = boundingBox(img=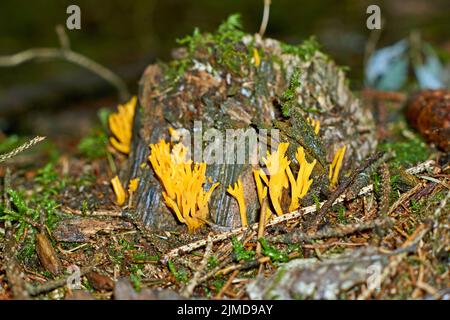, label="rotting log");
[126,26,377,231]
